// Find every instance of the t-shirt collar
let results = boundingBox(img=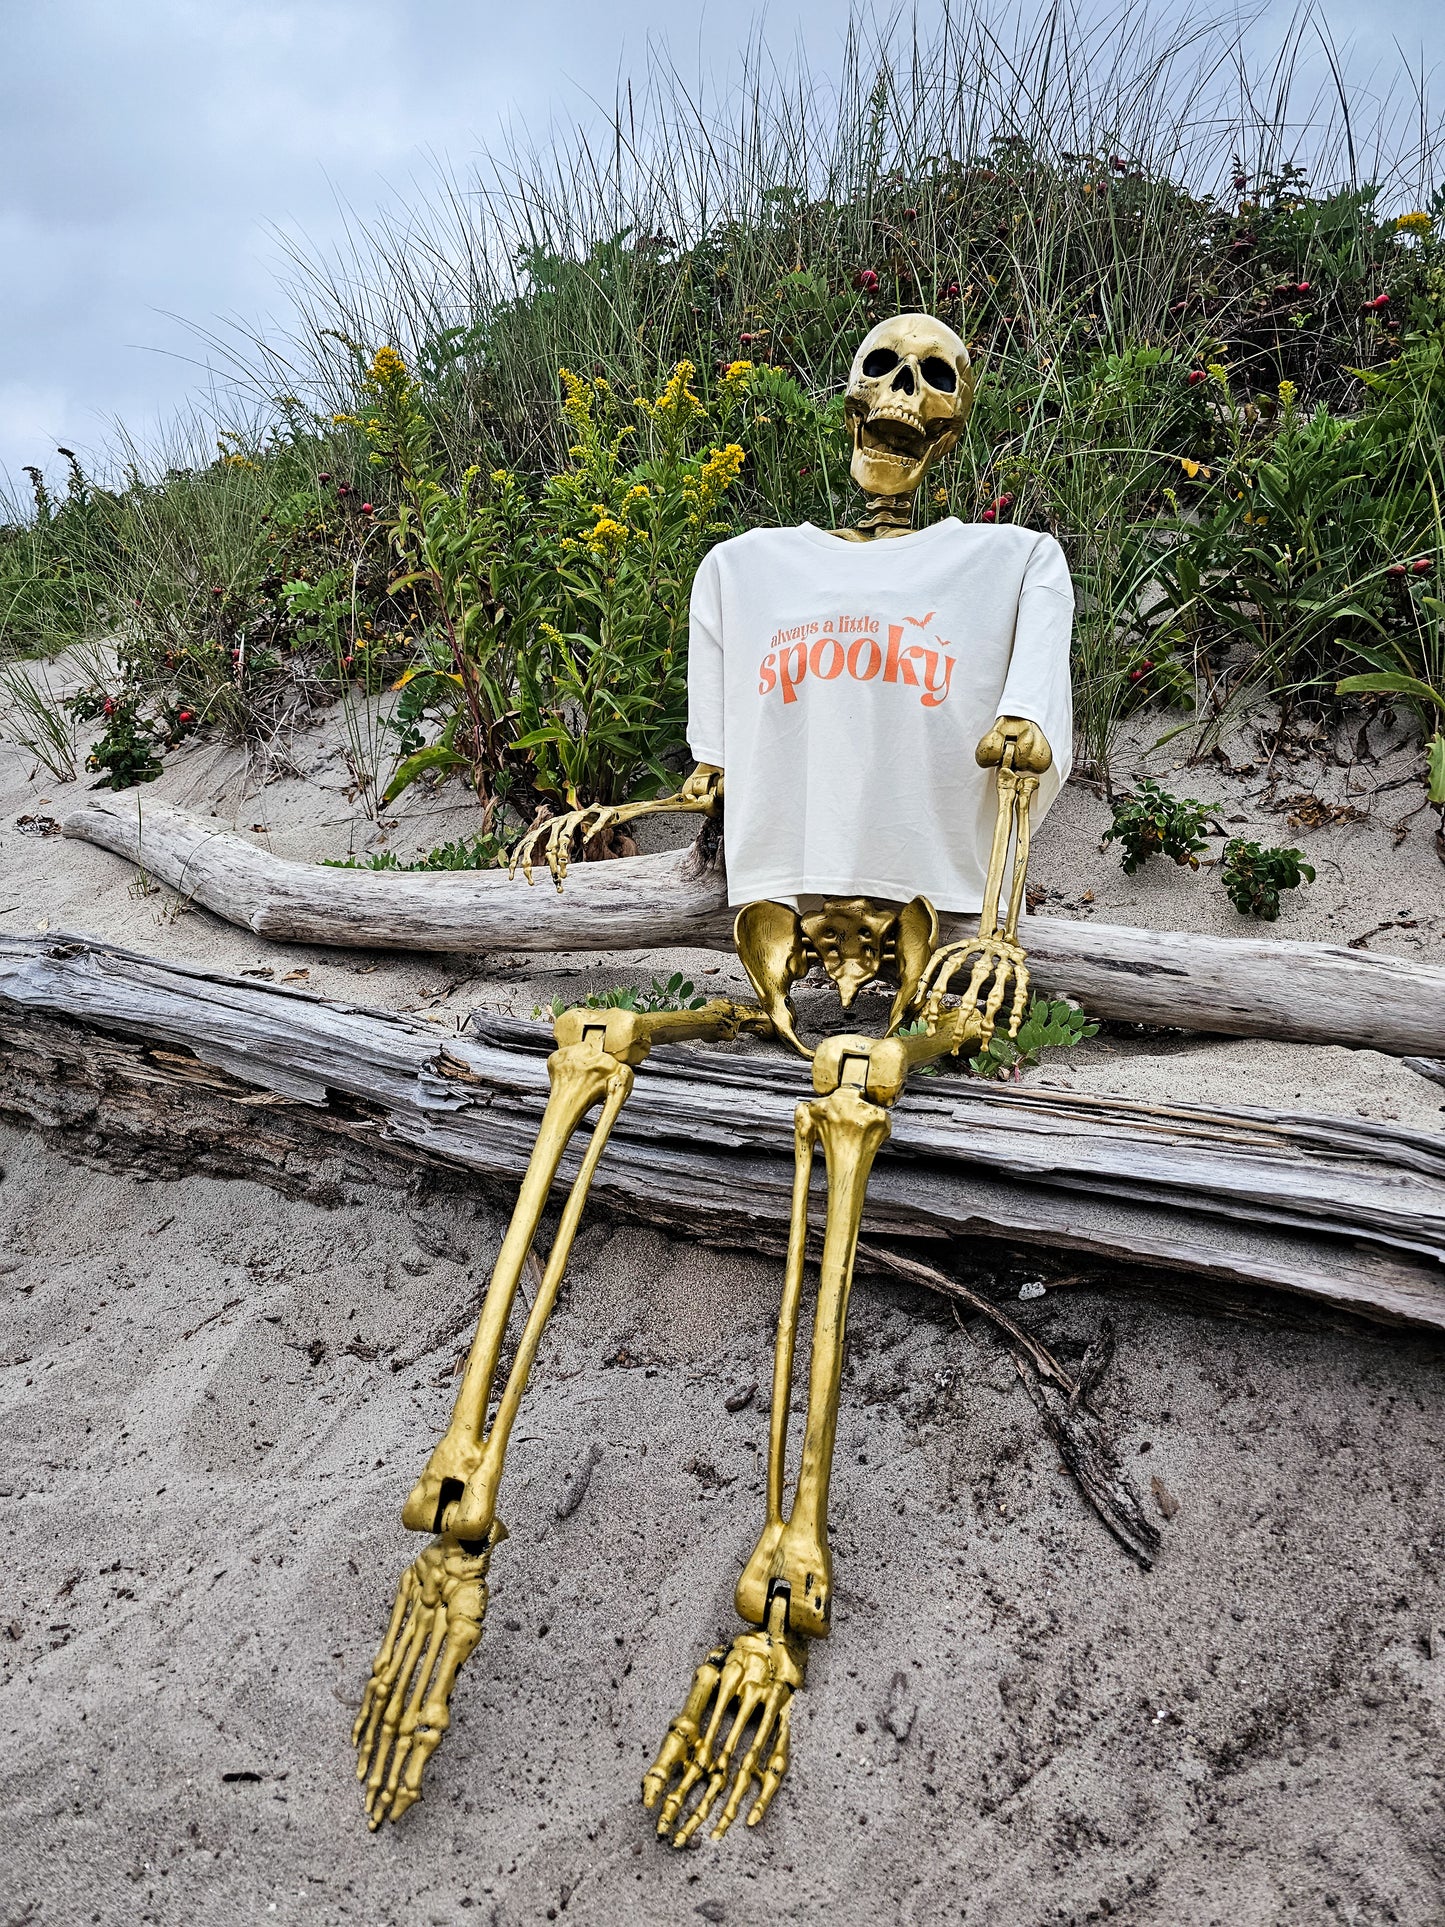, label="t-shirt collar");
[793,516,963,553]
